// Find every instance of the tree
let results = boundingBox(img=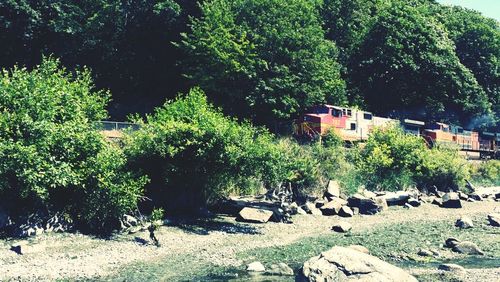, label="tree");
[0,0,189,118]
[0,57,146,233]
[180,0,345,127]
[350,2,491,125]
[436,6,500,129]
